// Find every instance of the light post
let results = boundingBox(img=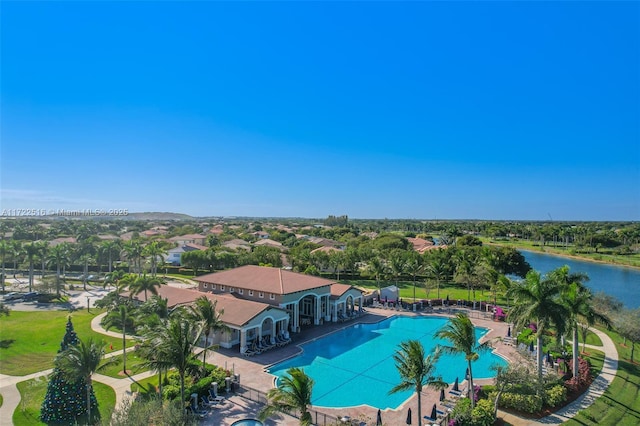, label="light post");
[86,296,90,313]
